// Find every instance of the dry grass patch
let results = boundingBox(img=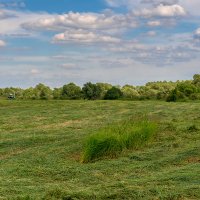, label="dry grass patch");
[37,119,85,130]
